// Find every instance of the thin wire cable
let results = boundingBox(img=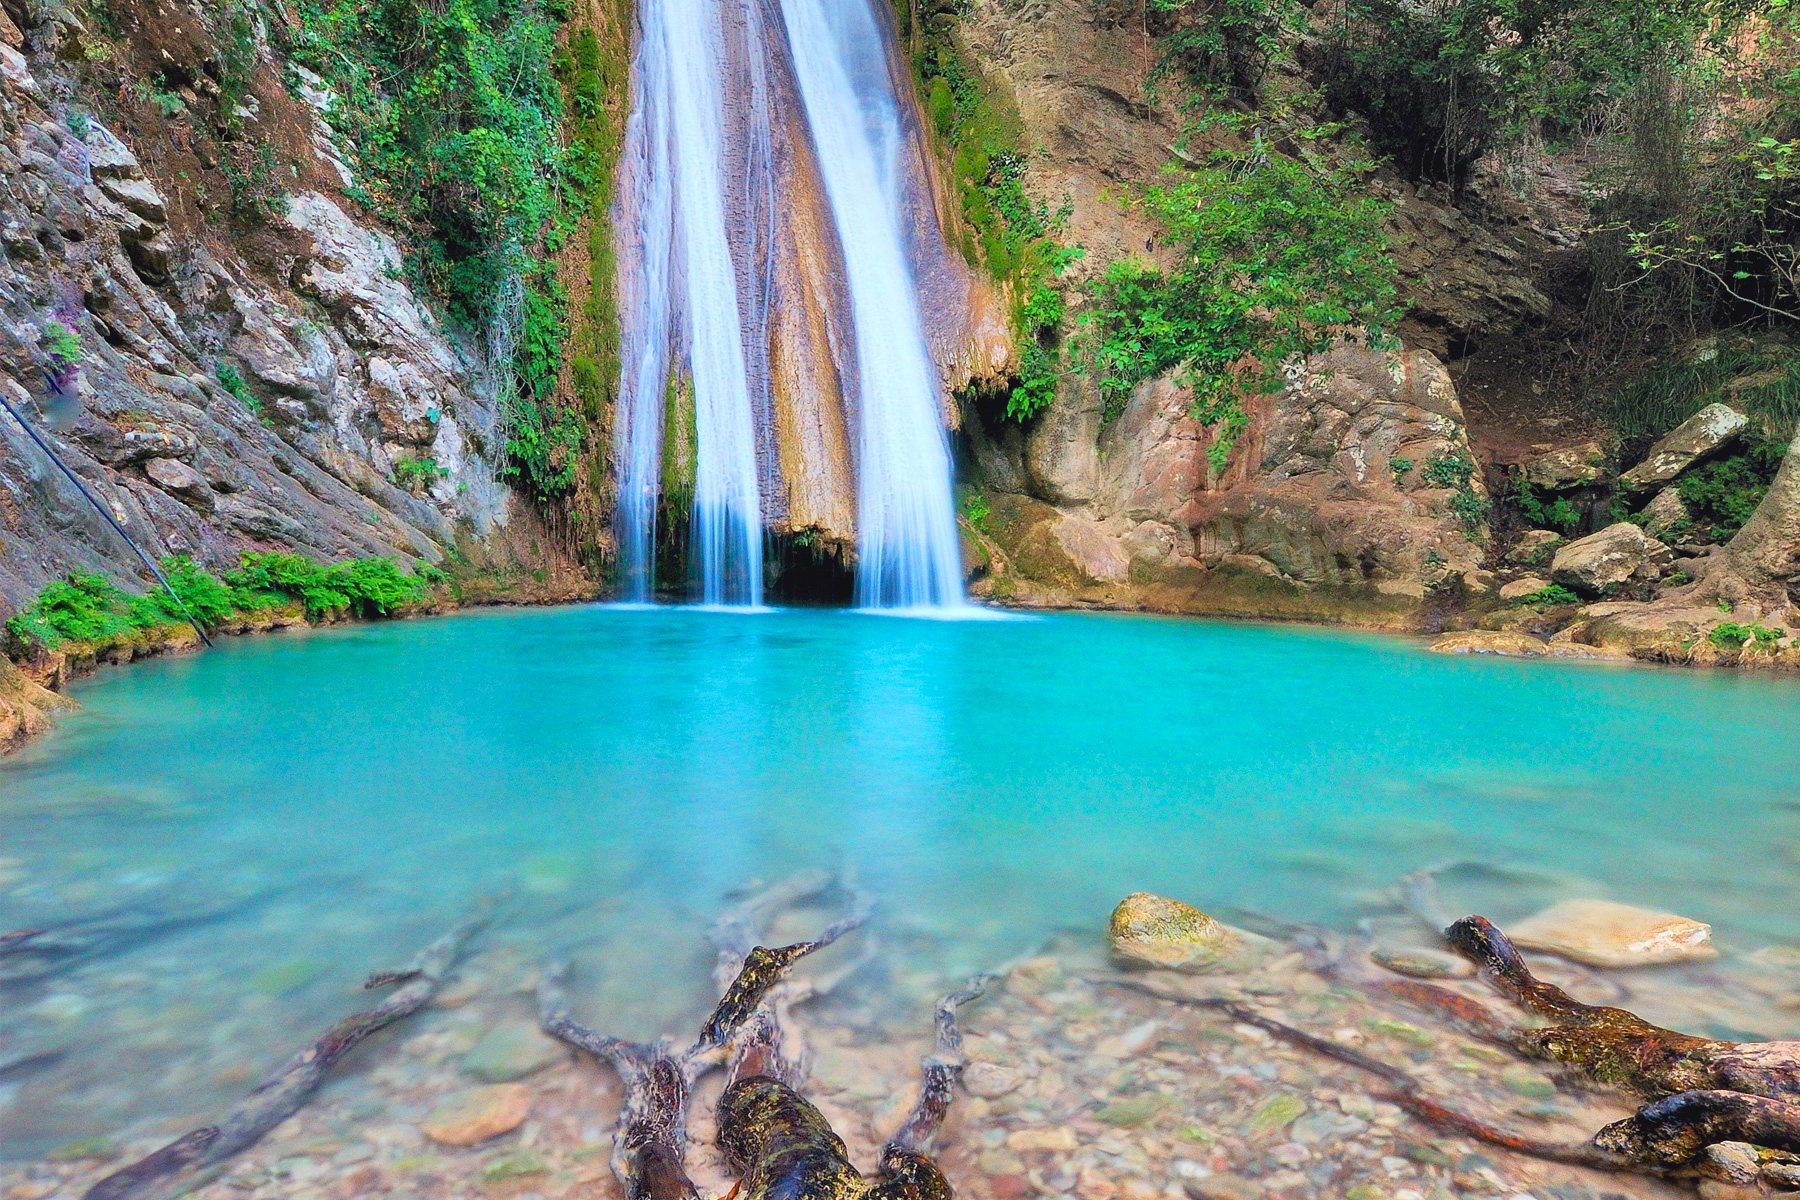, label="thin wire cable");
[0,387,212,646]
